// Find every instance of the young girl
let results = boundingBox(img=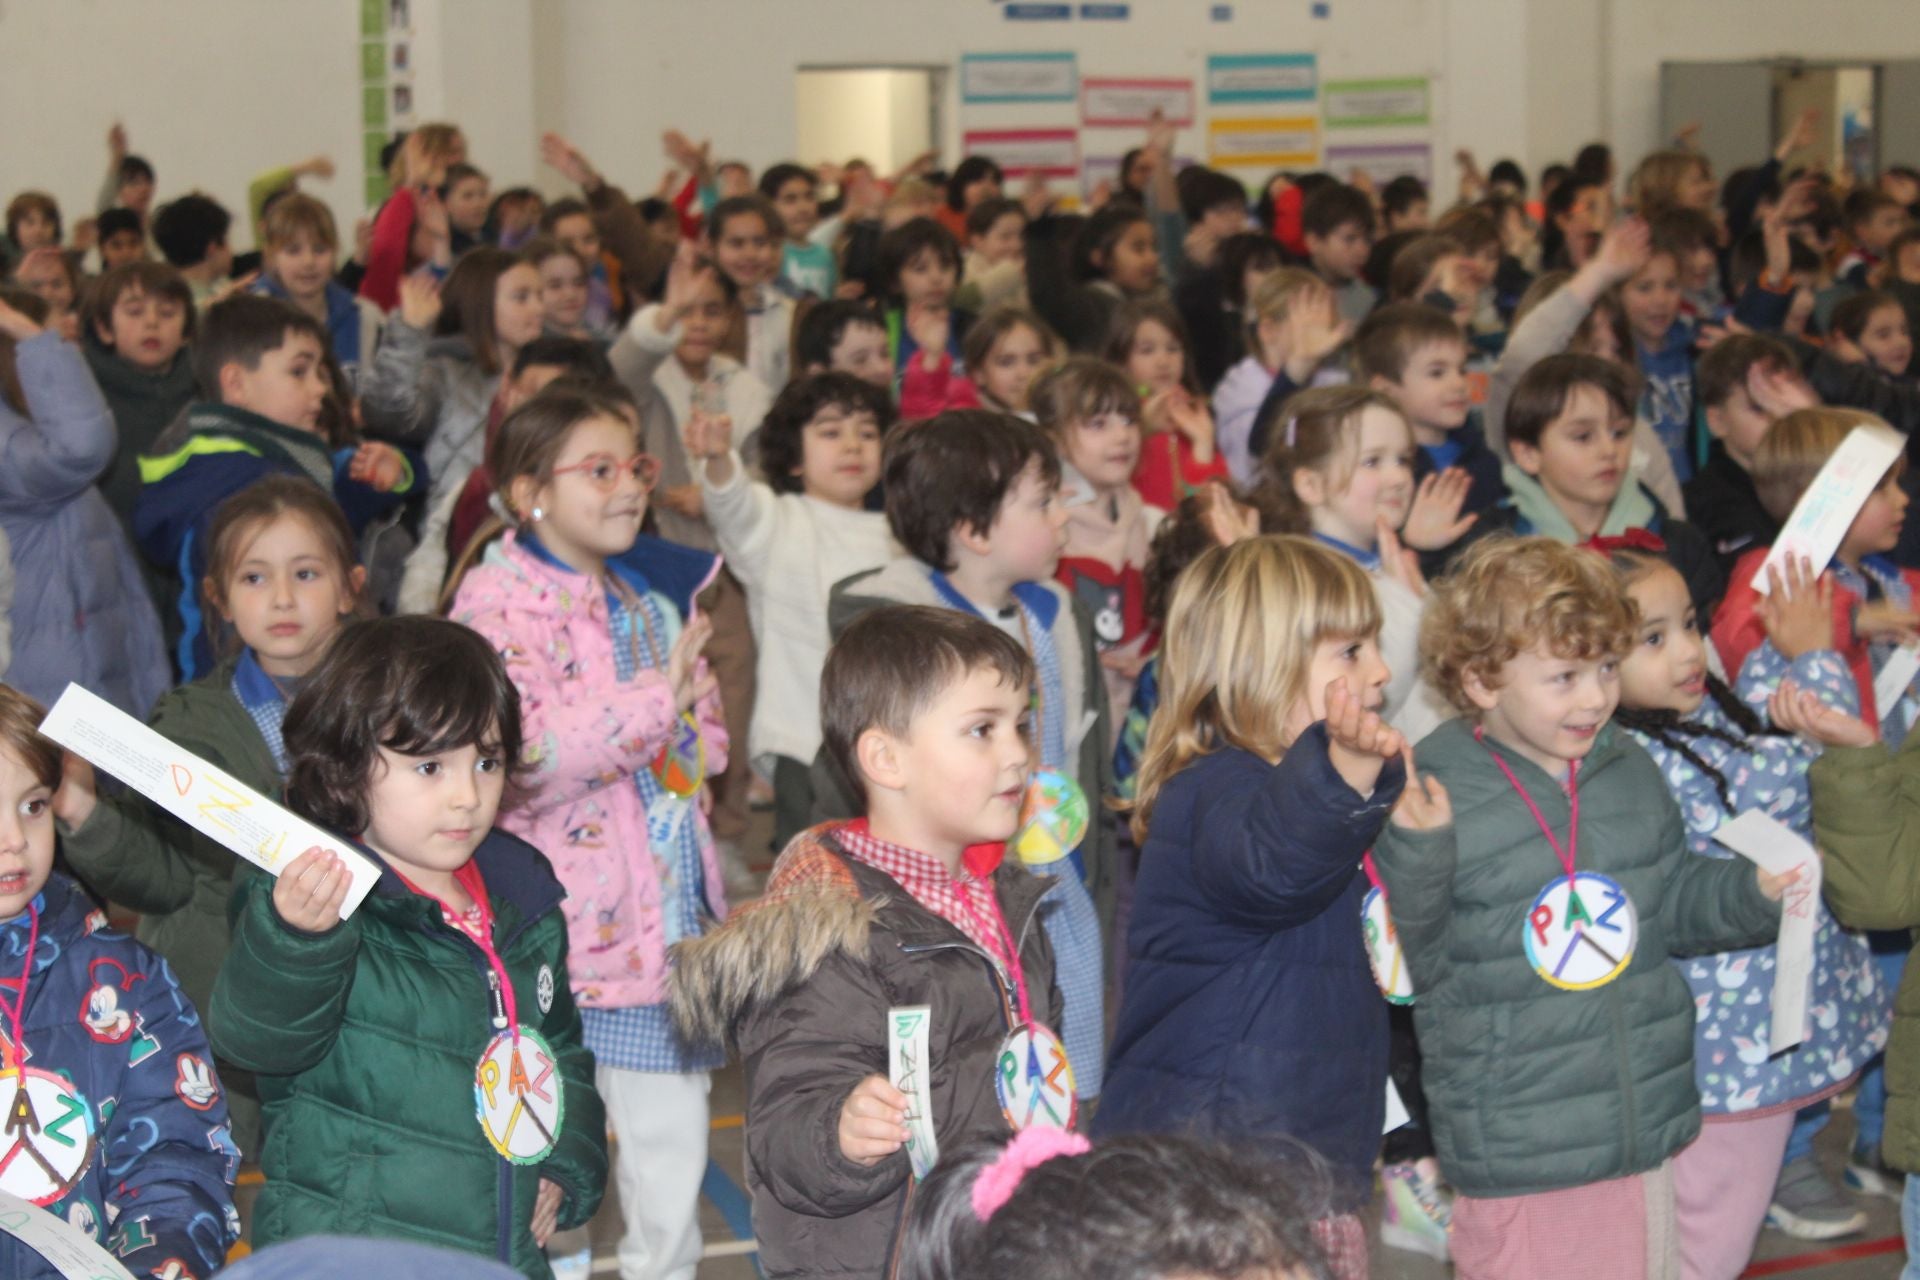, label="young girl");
[1620,240,1699,483]
[525,237,599,342]
[0,289,168,716]
[875,216,977,416]
[1028,202,1163,354]
[255,193,385,389]
[359,121,467,310]
[56,476,364,1153]
[955,196,1029,315]
[1096,535,1411,1280]
[10,246,81,342]
[1212,268,1347,486]
[1606,547,1891,1274]
[1107,299,1231,510]
[361,246,547,515]
[963,304,1058,419]
[208,615,606,1274]
[1829,289,1914,381]
[449,385,728,1280]
[685,371,896,850]
[900,1131,1331,1280]
[1031,357,1159,729]
[0,686,239,1279]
